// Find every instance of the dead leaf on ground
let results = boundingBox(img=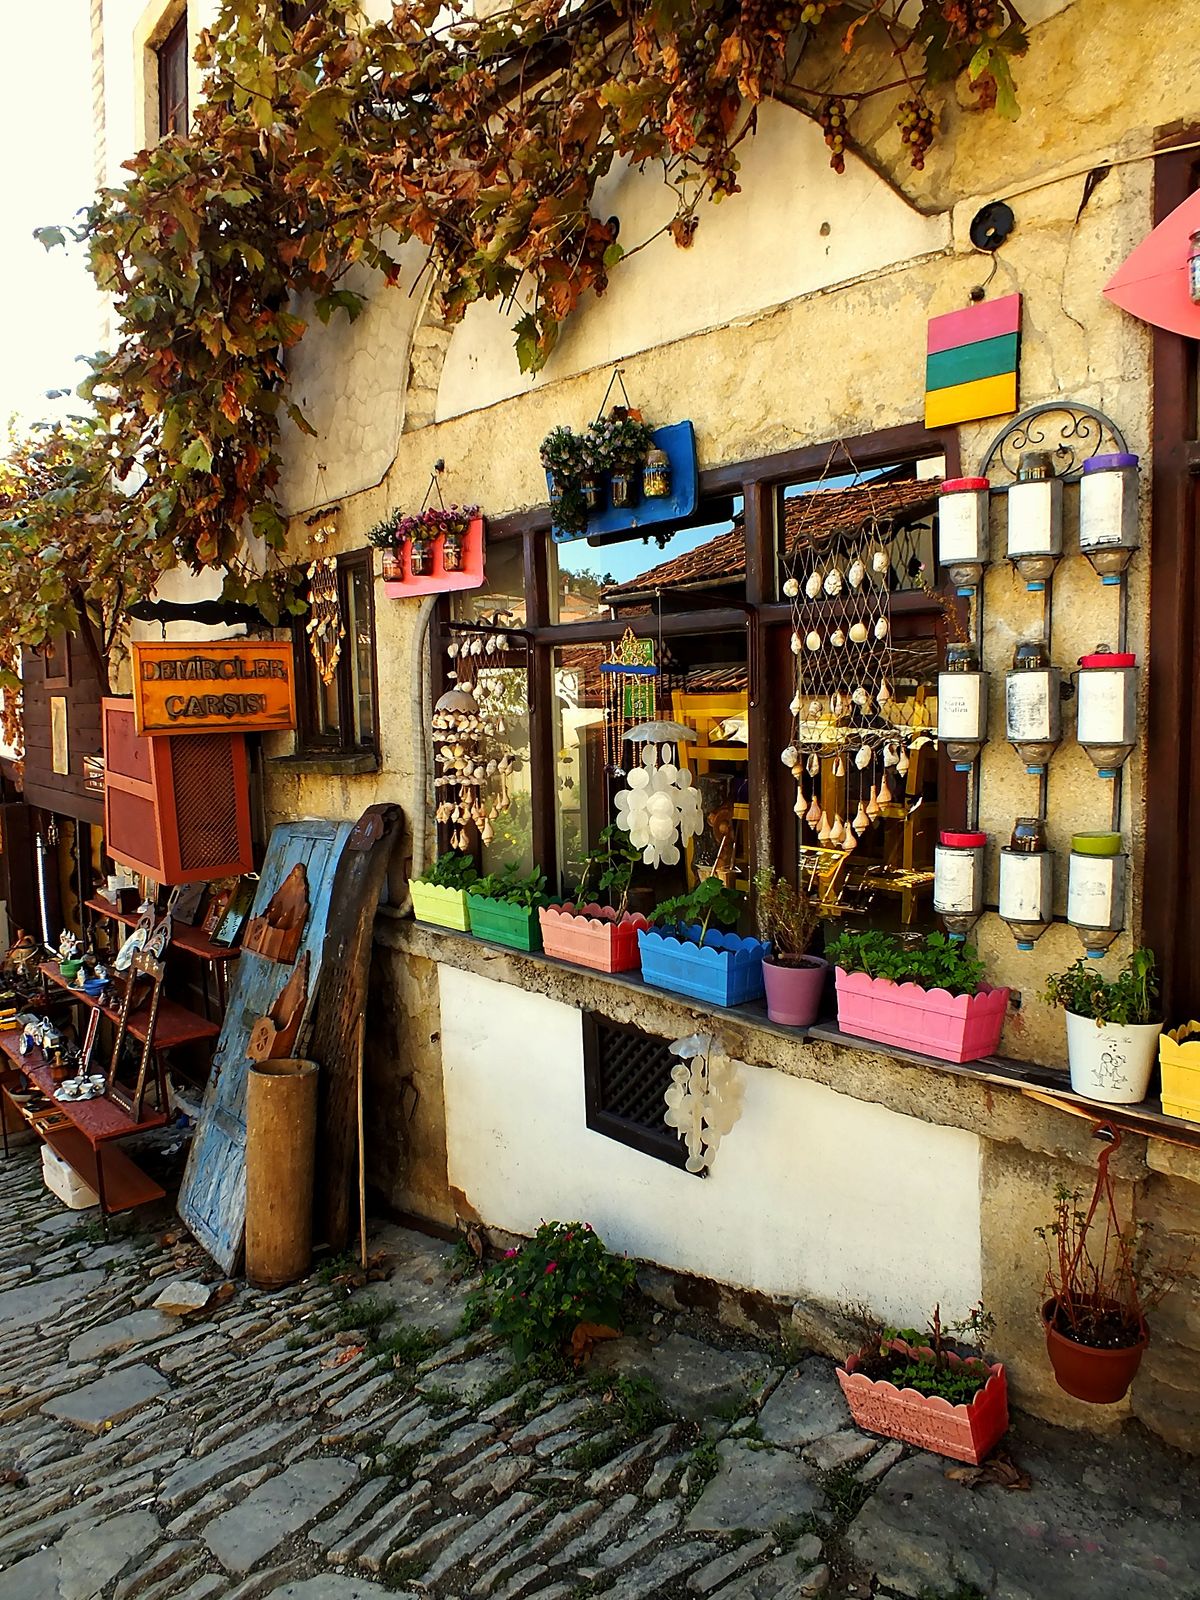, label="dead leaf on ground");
[322,1344,364,1368]
[209,1281,236,1309]
[945,1451,1031,1491]
[570,1322,621,1367]
[0,1467,26,1488]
